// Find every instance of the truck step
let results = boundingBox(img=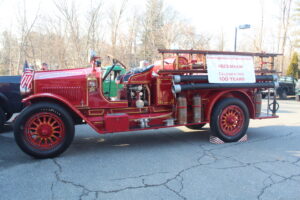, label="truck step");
[255,113,278,119]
